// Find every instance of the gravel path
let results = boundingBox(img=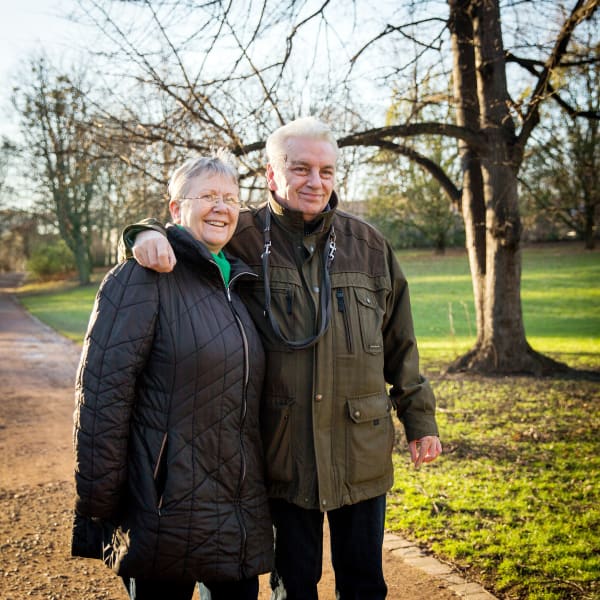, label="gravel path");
[0,272,466,599]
